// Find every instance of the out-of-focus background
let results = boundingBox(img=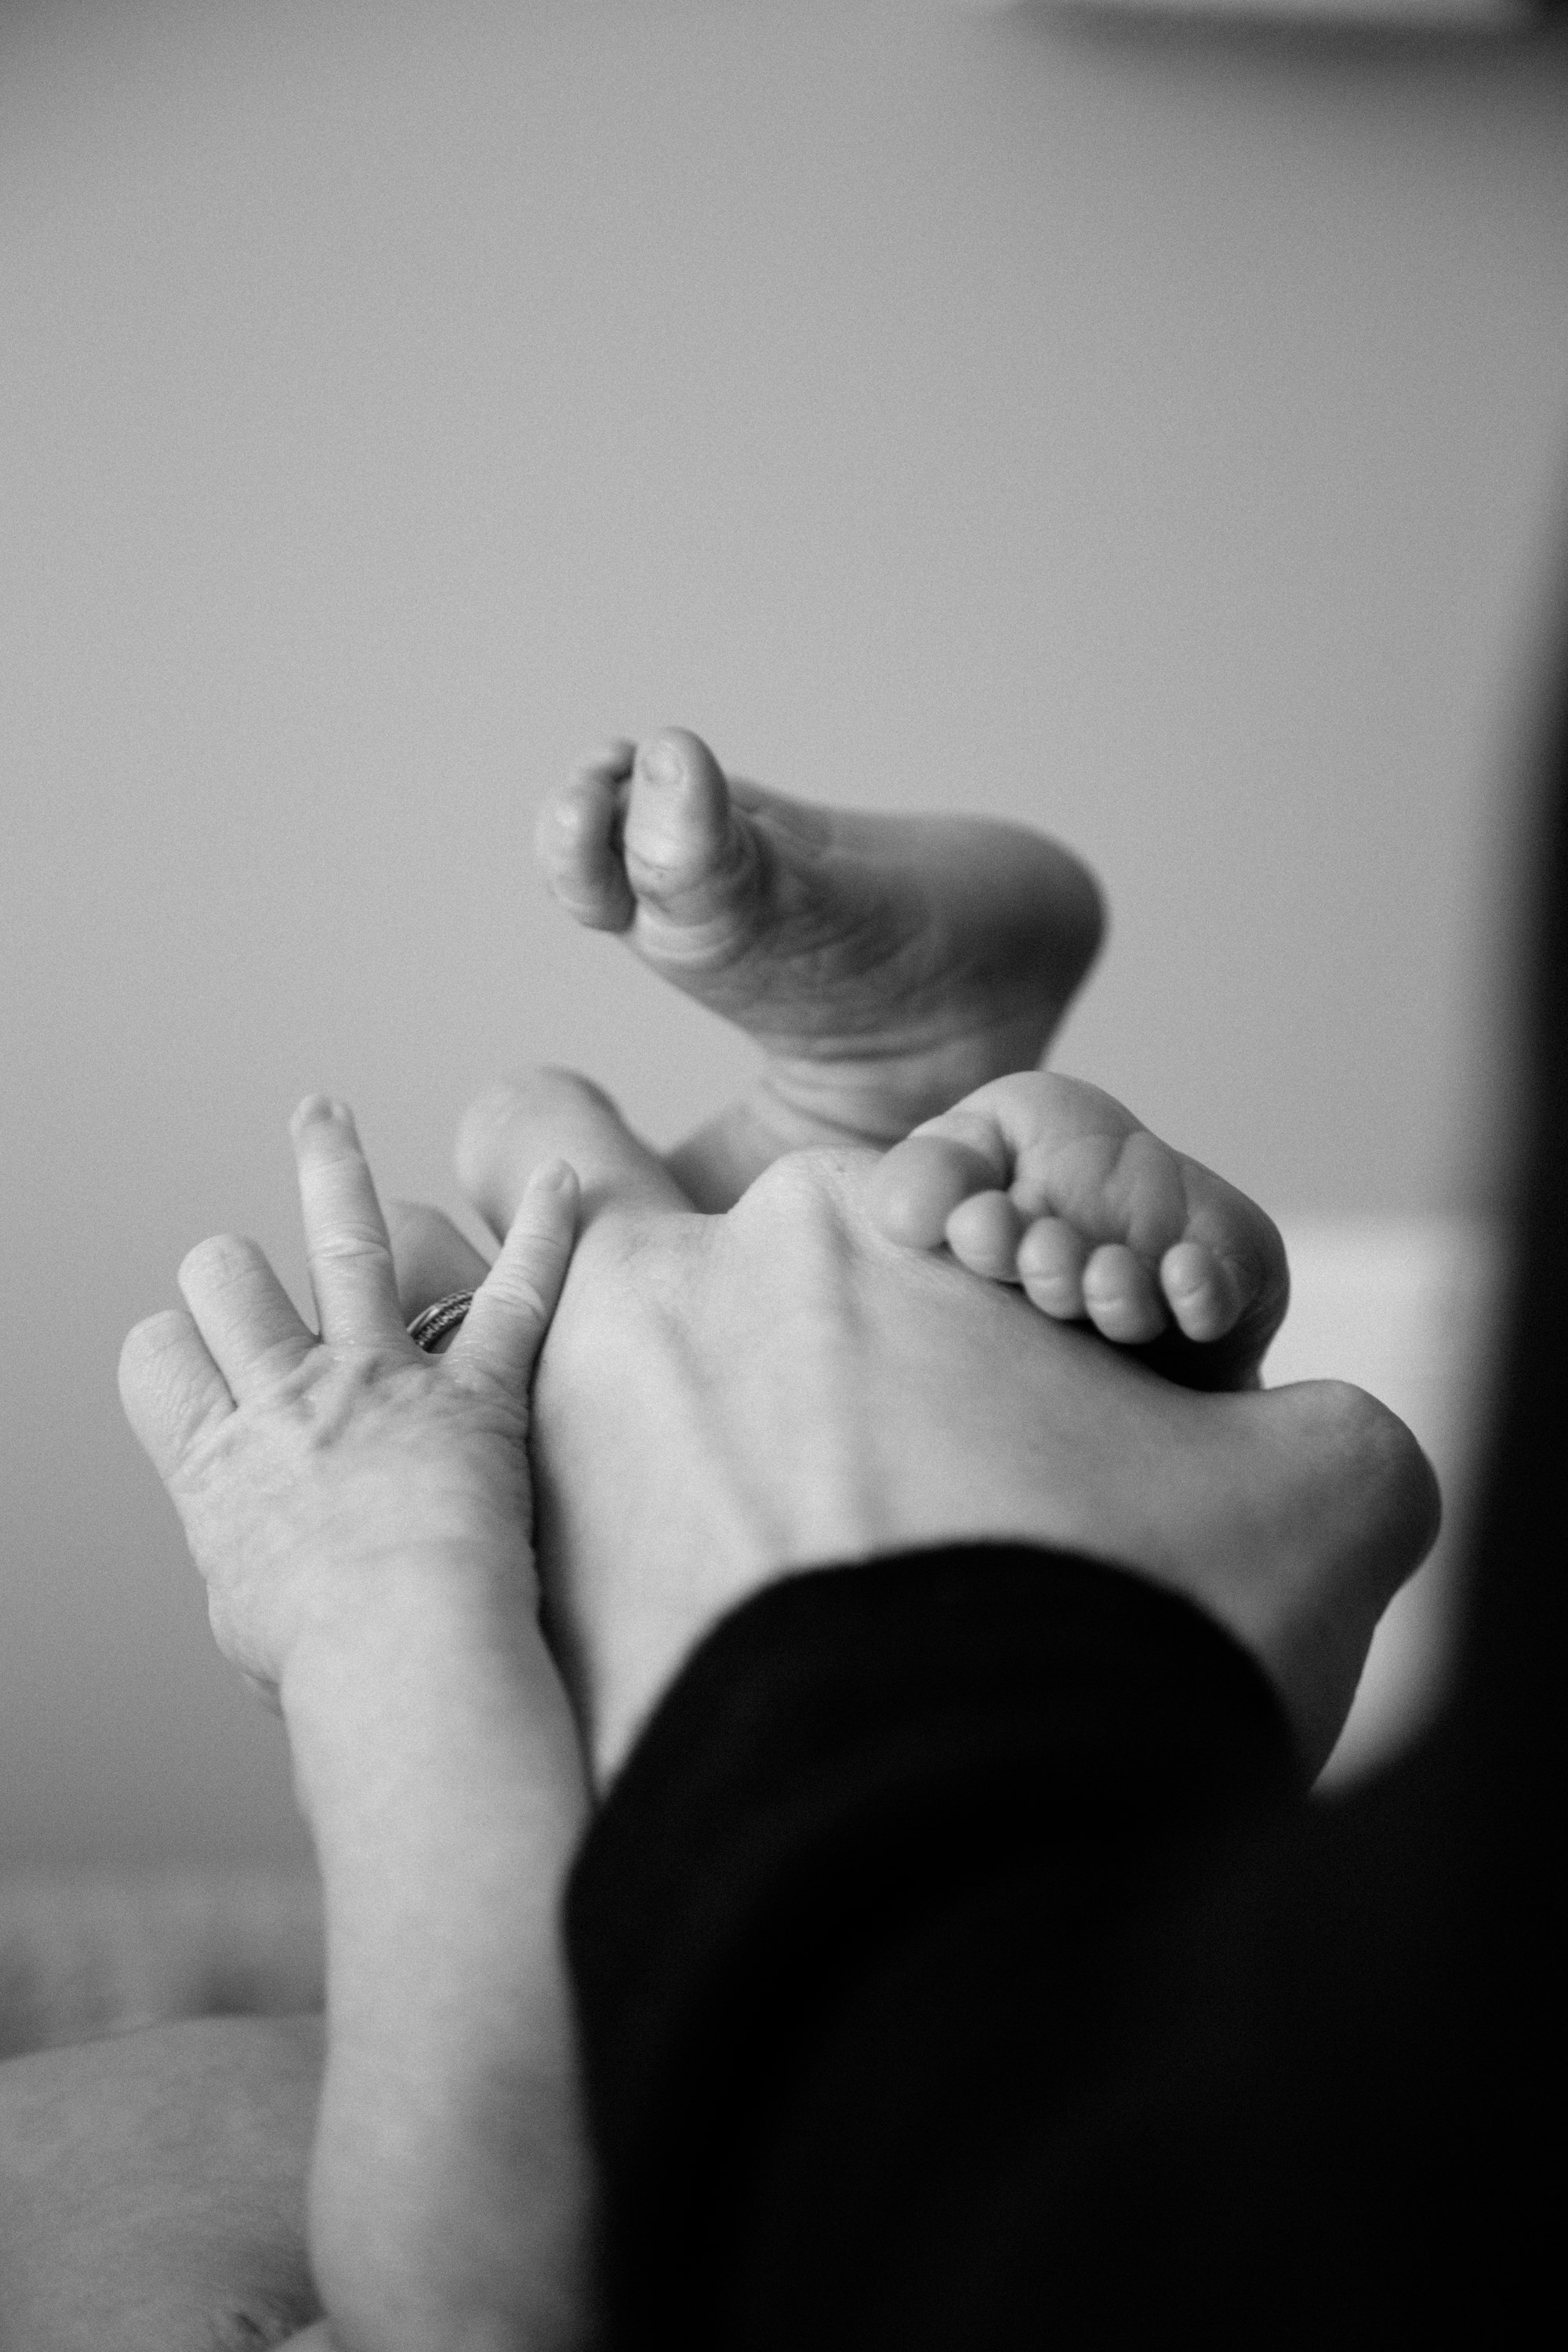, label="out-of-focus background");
[3,0,1566,1909]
